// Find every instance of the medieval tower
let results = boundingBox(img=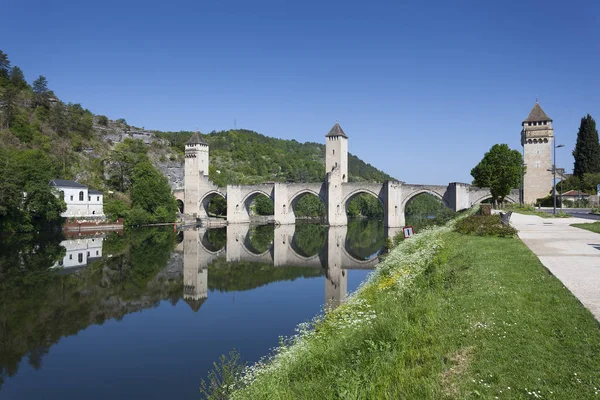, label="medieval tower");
[522,102,554,204]
[325,122,348,183]
[184,131,209,216]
